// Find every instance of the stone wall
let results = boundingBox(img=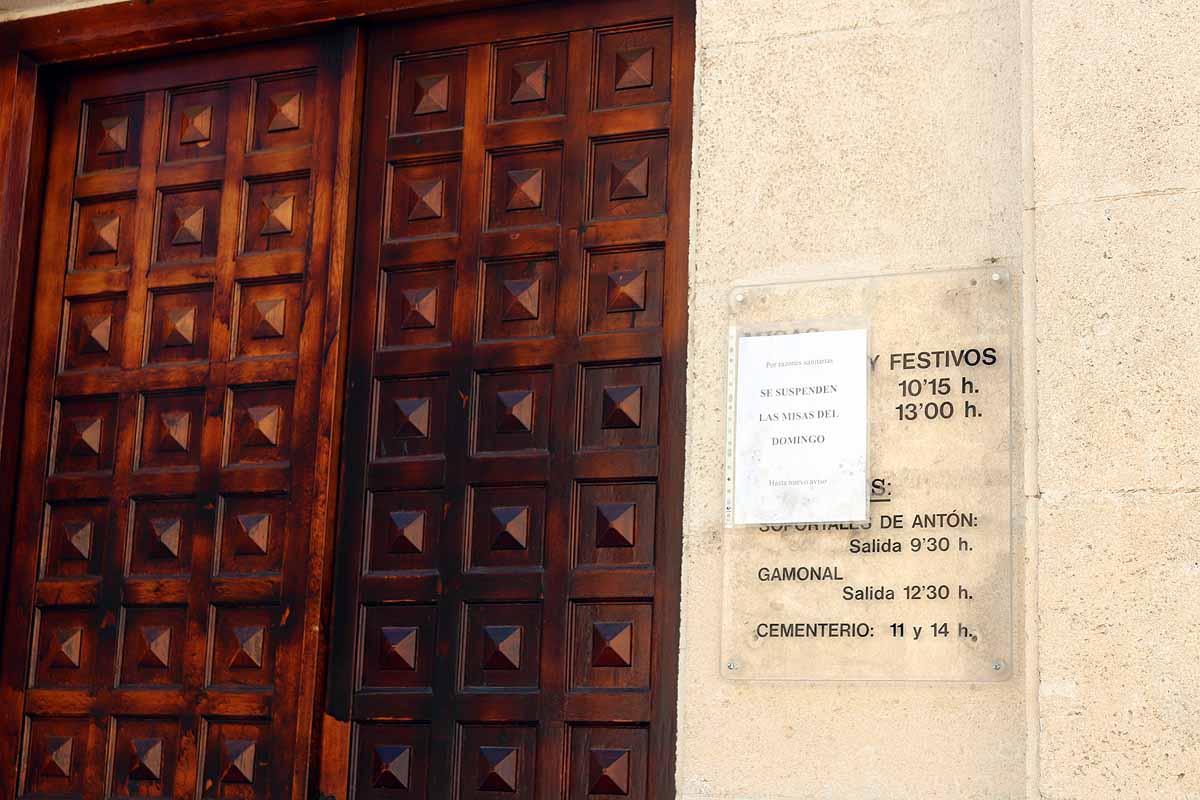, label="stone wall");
[679,1,1027,797]
[678,0,1199,798]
